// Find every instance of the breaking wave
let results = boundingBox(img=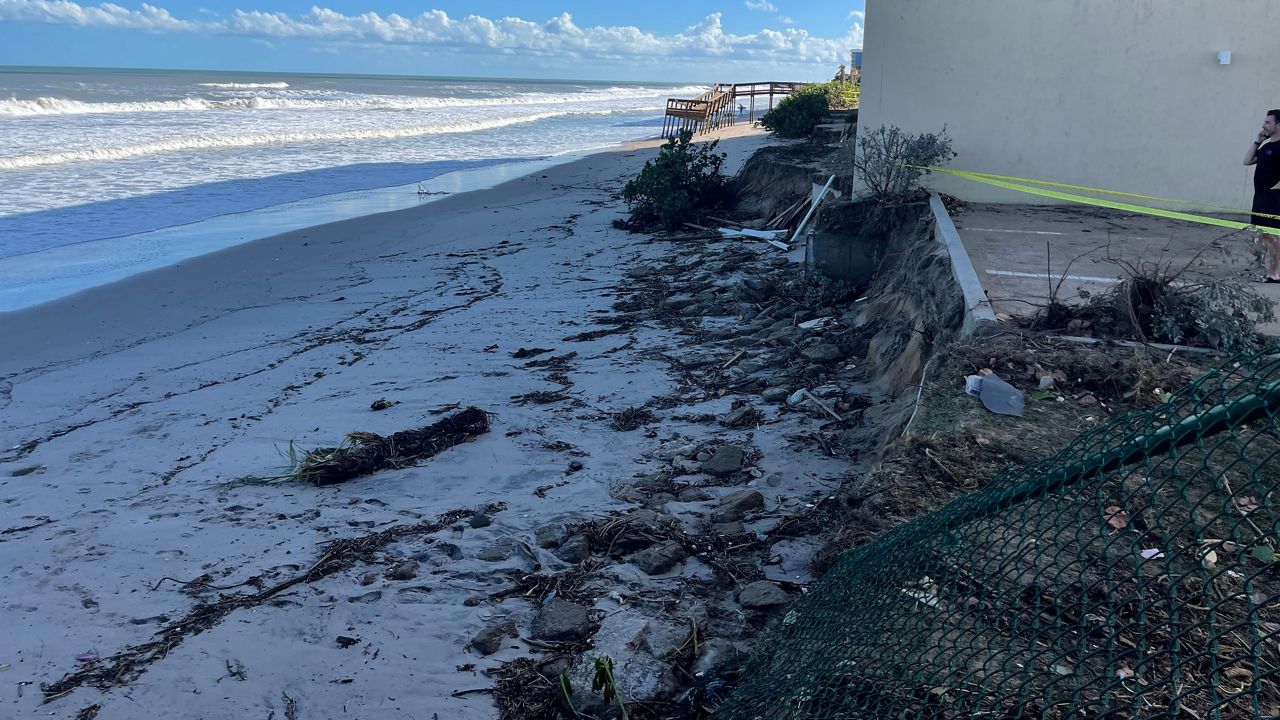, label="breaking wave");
[0,85,706,117]
[0,111,577,169]
[197,81,290,89]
